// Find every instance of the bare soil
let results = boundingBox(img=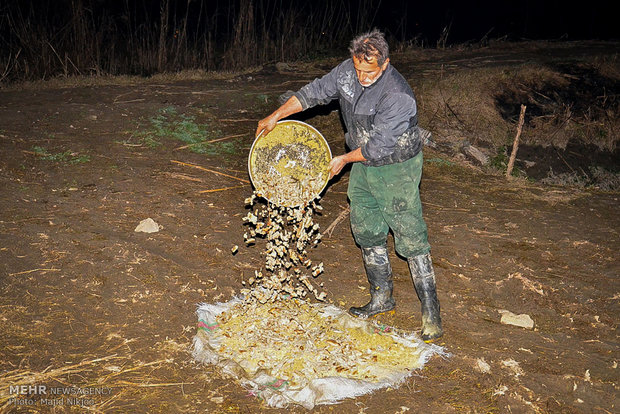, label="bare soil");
[0,42,618,413]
